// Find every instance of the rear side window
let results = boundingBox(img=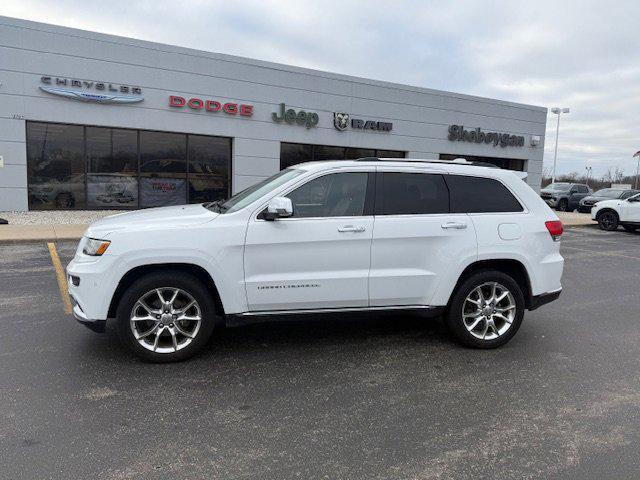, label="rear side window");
[445,175,523,213]
[376,172,449,215]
